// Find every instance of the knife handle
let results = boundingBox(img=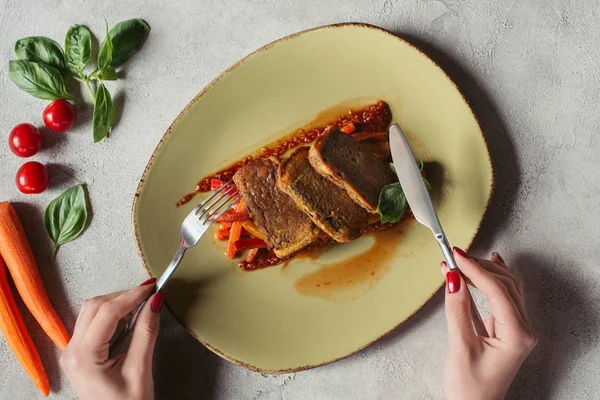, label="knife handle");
[436,234,489,338]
